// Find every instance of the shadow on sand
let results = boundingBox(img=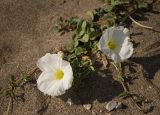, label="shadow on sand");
[60,69,123,105]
